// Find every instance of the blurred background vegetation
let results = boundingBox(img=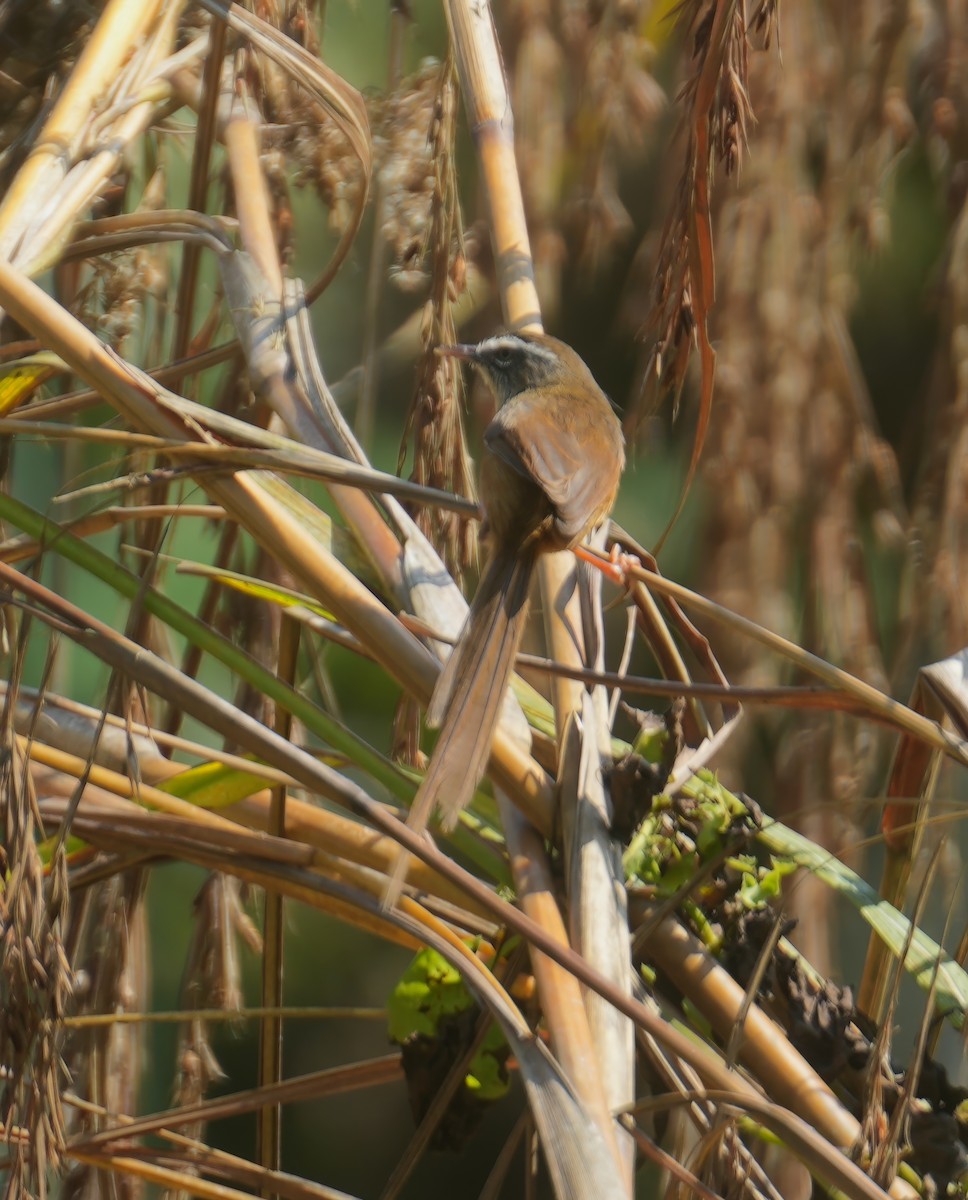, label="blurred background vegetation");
[2,0,968,1197]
